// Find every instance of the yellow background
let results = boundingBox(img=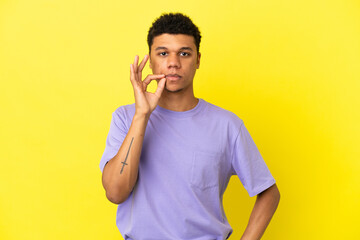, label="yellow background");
[1,0,359,239]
